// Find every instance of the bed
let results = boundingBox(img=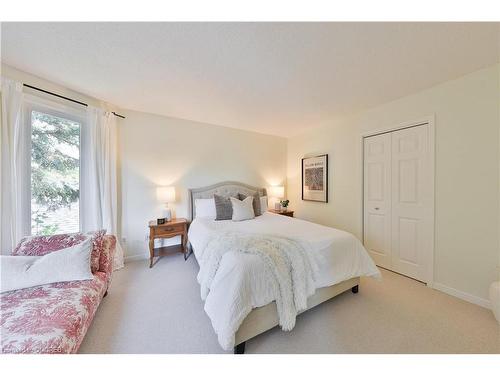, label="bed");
[187,181,380,353]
